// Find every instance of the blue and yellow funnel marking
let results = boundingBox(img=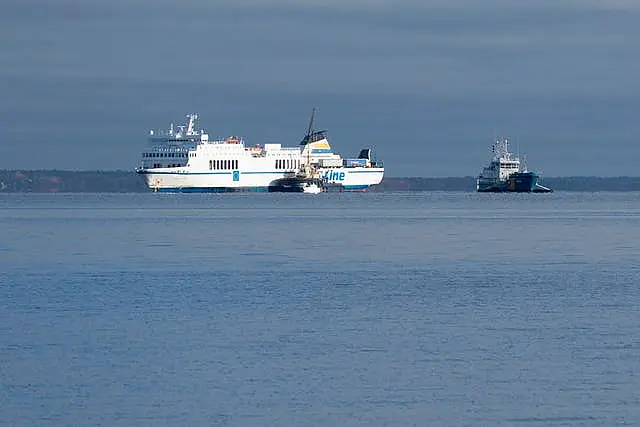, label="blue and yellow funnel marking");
[310,140,332,154]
